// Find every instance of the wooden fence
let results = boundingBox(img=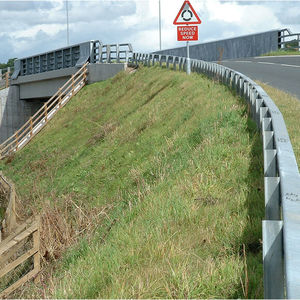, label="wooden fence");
[0,62,88,159]
[0,172,17,241]
[0,70,10,89]
[0,217,40,298]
